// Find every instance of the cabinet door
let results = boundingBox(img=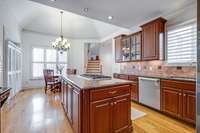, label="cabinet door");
[121,37,131,62]
[130,32,141,61]
[183,90,196,124]
[90,98,112,133]
[72,87,80,133]
[112,94,131,133]
[161,87,182,118]
[142,23,158,60]
[63,81,68,113]
[115,37,122,63]
[67,84,73,123]
[61,80,64,104]
[131,83,138,102]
